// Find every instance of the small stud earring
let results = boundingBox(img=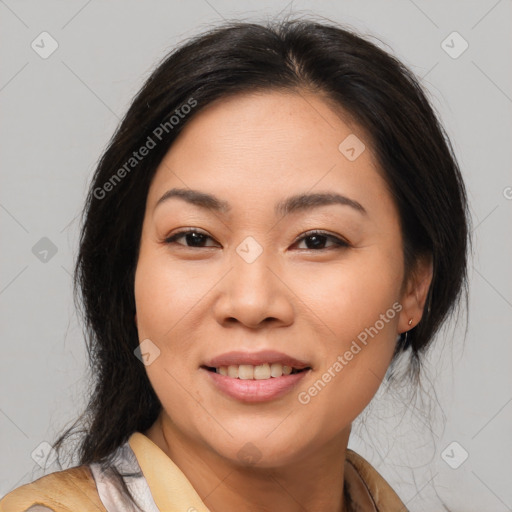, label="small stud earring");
[408,318,413,326]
